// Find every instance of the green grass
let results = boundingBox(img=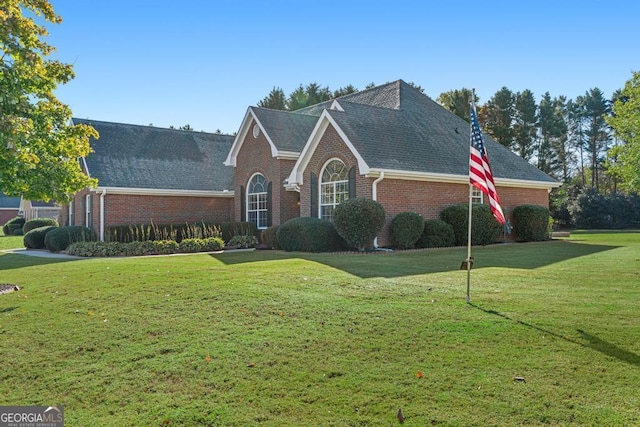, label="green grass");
[0,235,24,250]
[0,232,639,426]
